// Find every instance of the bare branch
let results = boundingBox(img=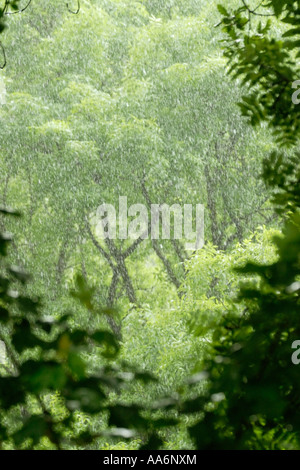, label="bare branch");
[242,0,274,17]
[85,217,115,269]
[5,0,32,15]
